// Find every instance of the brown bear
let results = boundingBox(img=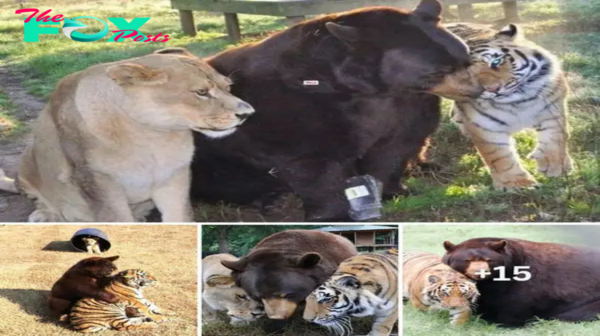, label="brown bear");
[443,237,600,327]
[185,0,483,222]
[48,255,120,317]
[220,230,357,321]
